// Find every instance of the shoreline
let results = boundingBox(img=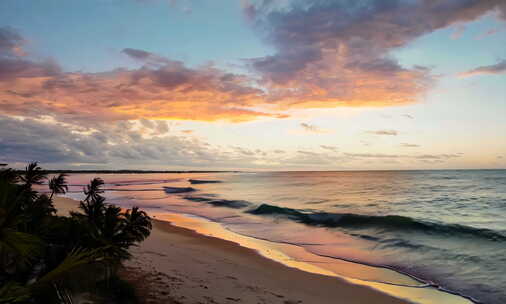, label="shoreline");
[53,196,472,304]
